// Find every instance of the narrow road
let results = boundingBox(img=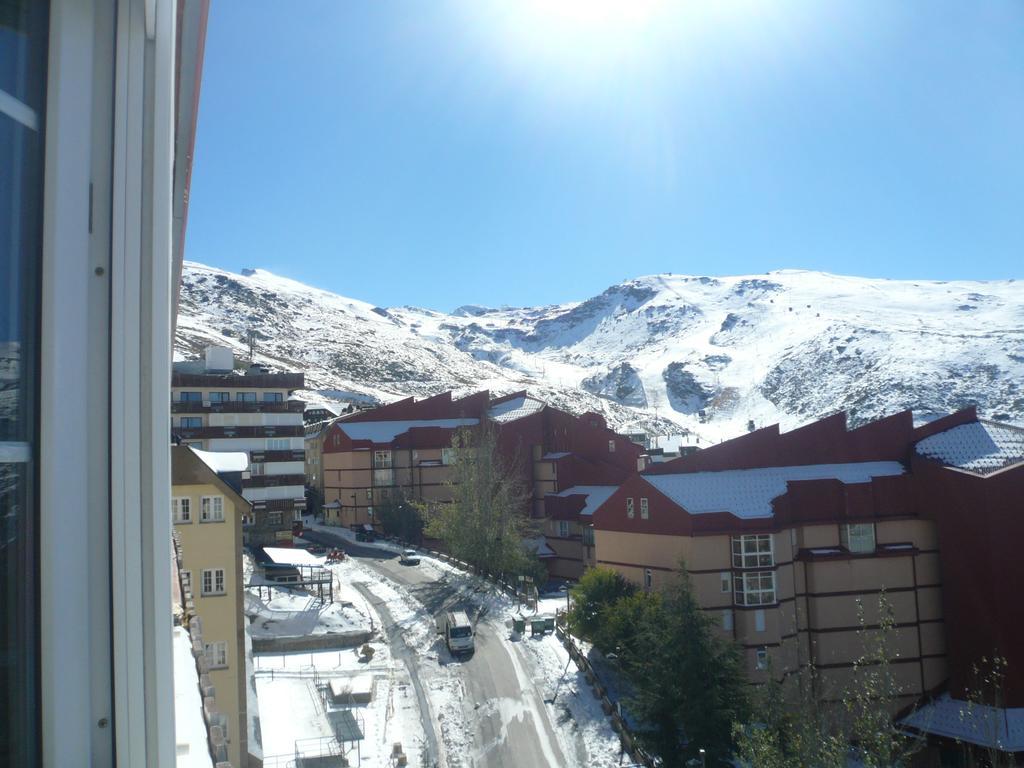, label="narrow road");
[302,528,572,768]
